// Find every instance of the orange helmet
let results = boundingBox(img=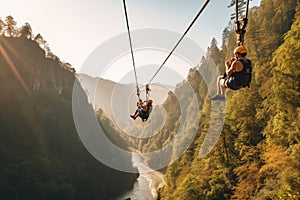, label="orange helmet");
[234,46,247,54]
[147,99,153,104]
